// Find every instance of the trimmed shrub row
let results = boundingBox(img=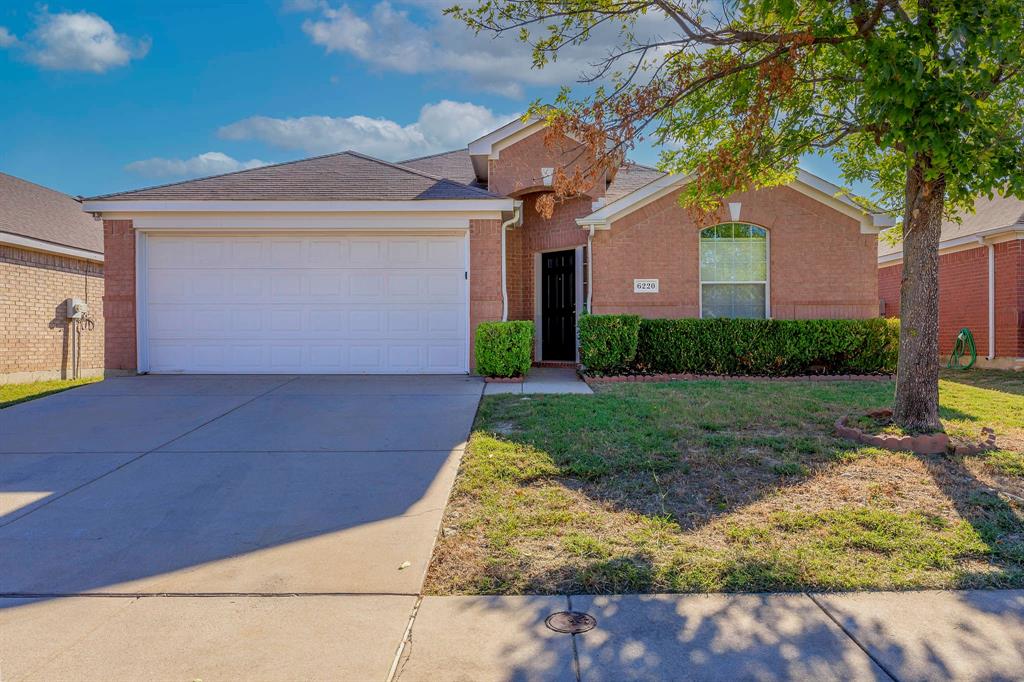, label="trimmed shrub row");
[578,313,641,373]
[579,315,899,376]
[475,320,534,377]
